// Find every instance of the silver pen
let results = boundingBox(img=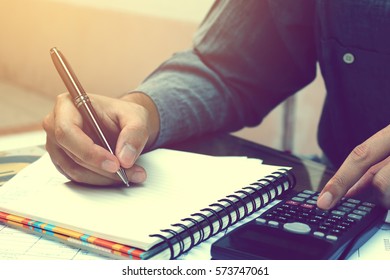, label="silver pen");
[50,47,130,187]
